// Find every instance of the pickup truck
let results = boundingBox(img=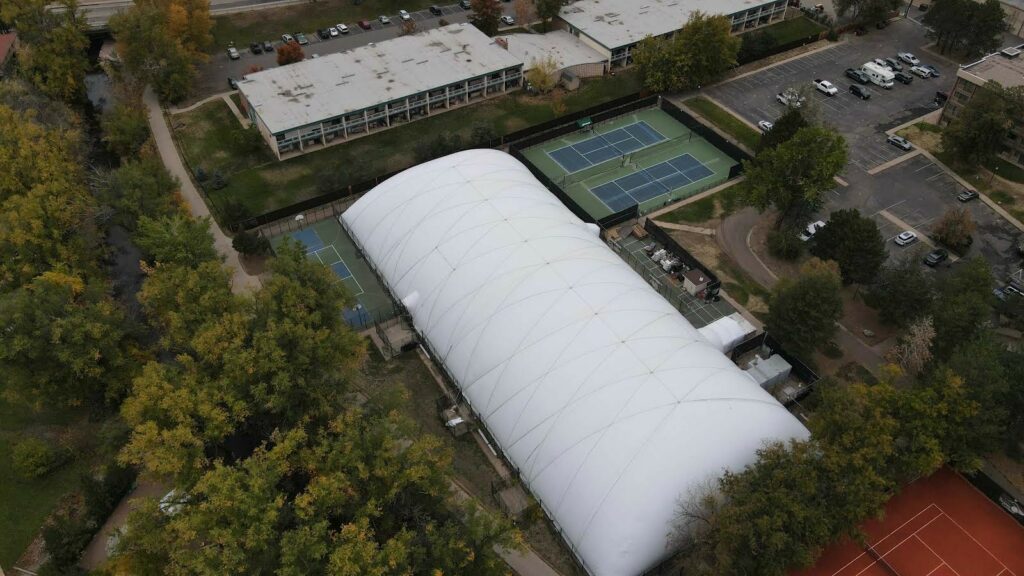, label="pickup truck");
[814,79,838,96]
[776,89,805,108]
